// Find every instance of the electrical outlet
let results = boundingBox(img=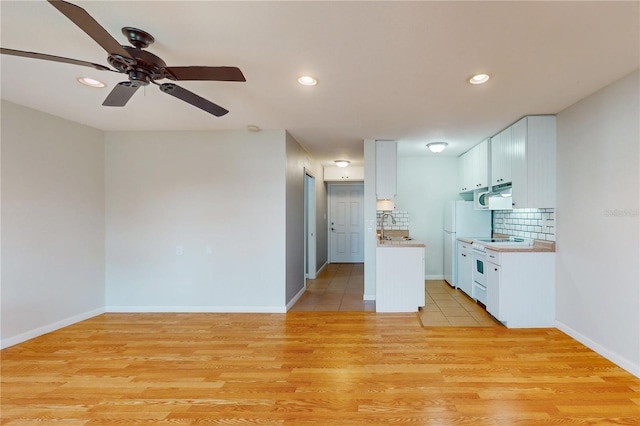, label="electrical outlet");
[176,245,183,256]
[205,245,212,255]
